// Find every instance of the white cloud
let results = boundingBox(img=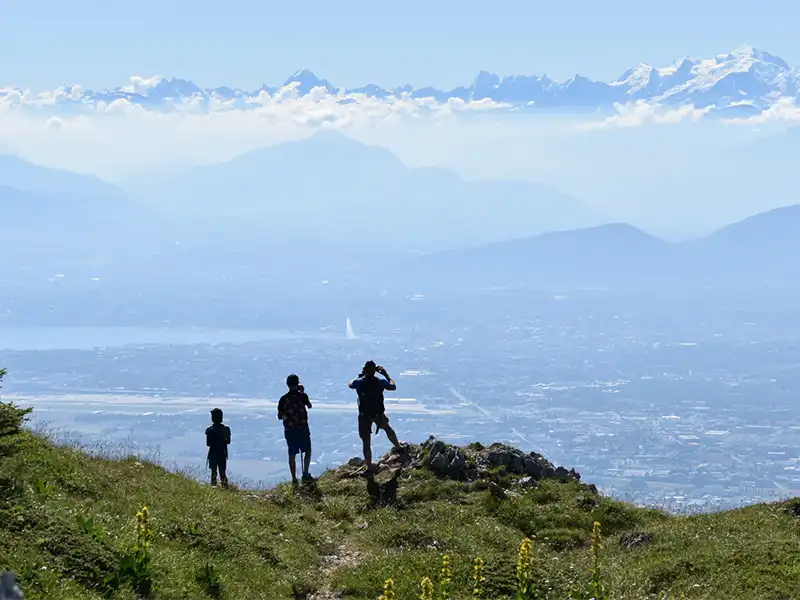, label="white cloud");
[123,75,166,95]
[578,100,712,131]
[727,97,800,126]
[0,81,509,179]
